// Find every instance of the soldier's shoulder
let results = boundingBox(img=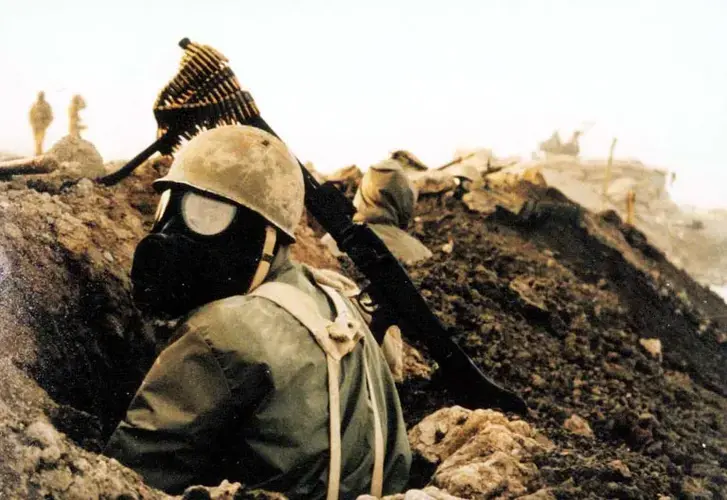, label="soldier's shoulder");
[182,294,296,358]
[187,294,284,333]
